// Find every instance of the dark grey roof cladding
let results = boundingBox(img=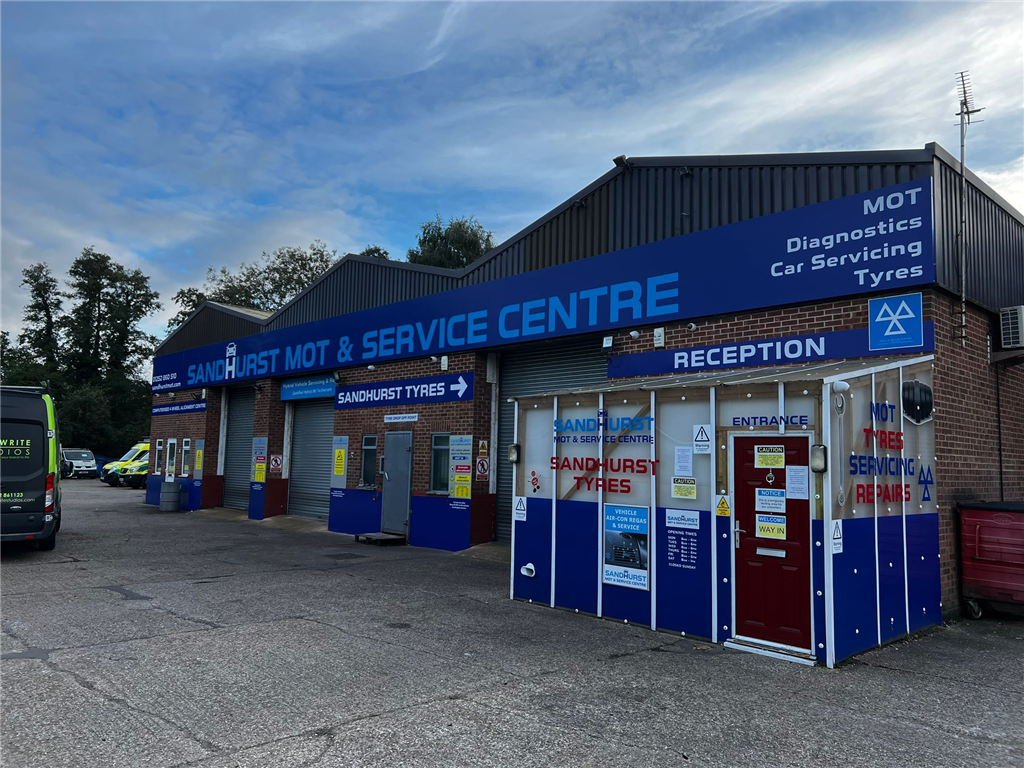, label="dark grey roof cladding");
[155,302,267,355]
[162,143,1023,354]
